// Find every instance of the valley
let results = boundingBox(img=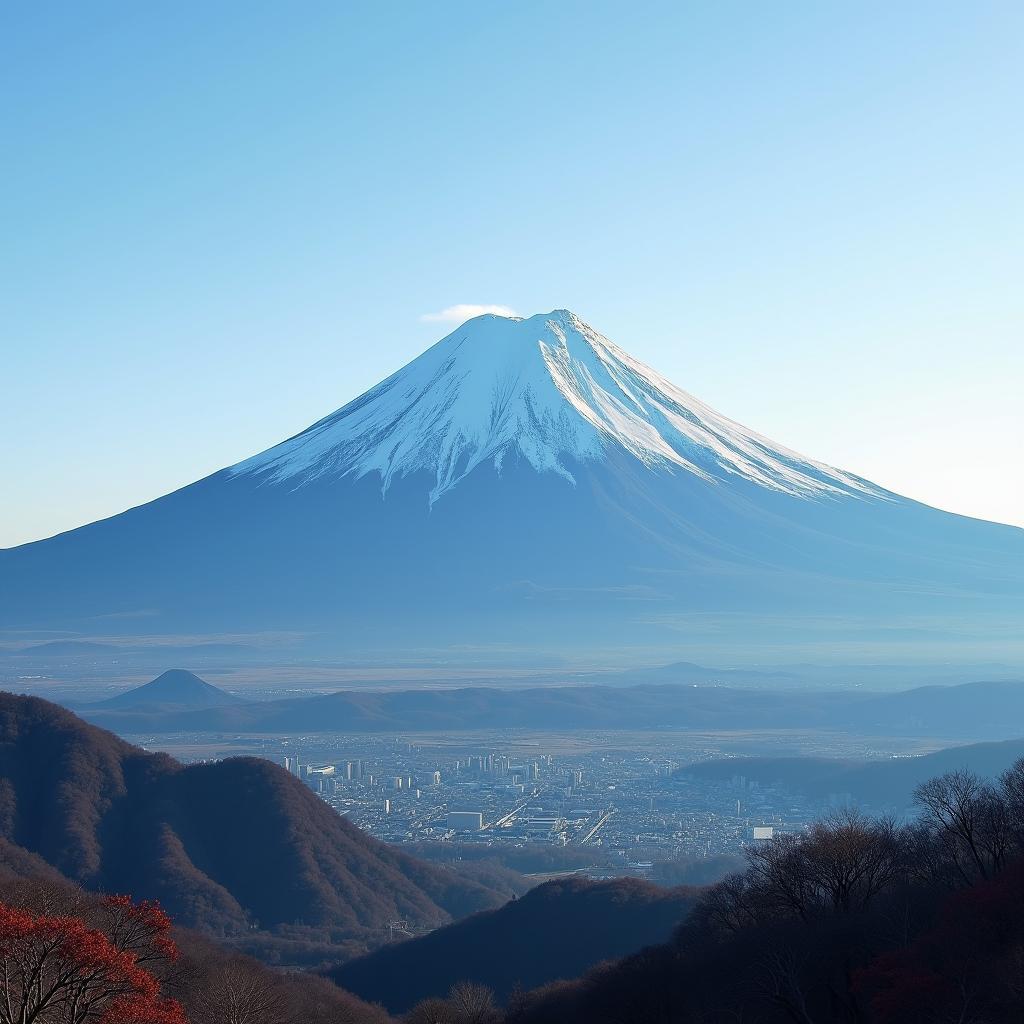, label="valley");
[118,721,1023,885]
